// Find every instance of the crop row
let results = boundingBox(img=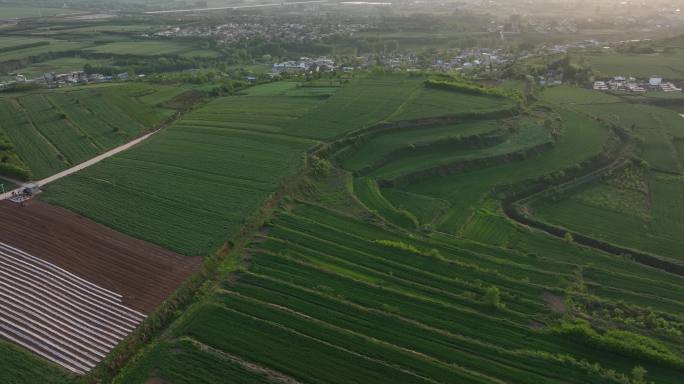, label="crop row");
[18,94,100,165]
[339,119,502,171]
[389,86,517,122]
[534,174,684,263]
[0,99,65,178]
[114,339,279,384]
[215,272,623,384]
[155,202,684,383]
[43,112,313,255]
[270,212,551,313]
